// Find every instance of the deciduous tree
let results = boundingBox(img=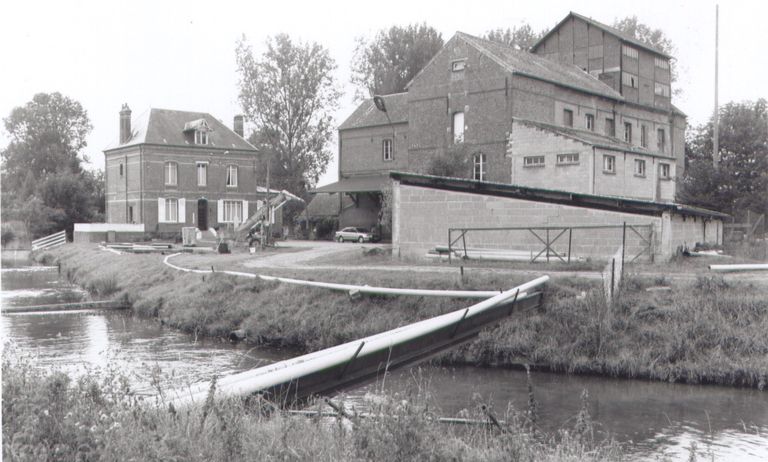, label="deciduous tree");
[483,23,545,51]
[1,92,102,238]
[679,99,768,218]
[351,24,443,99]
[236,34,341,201]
